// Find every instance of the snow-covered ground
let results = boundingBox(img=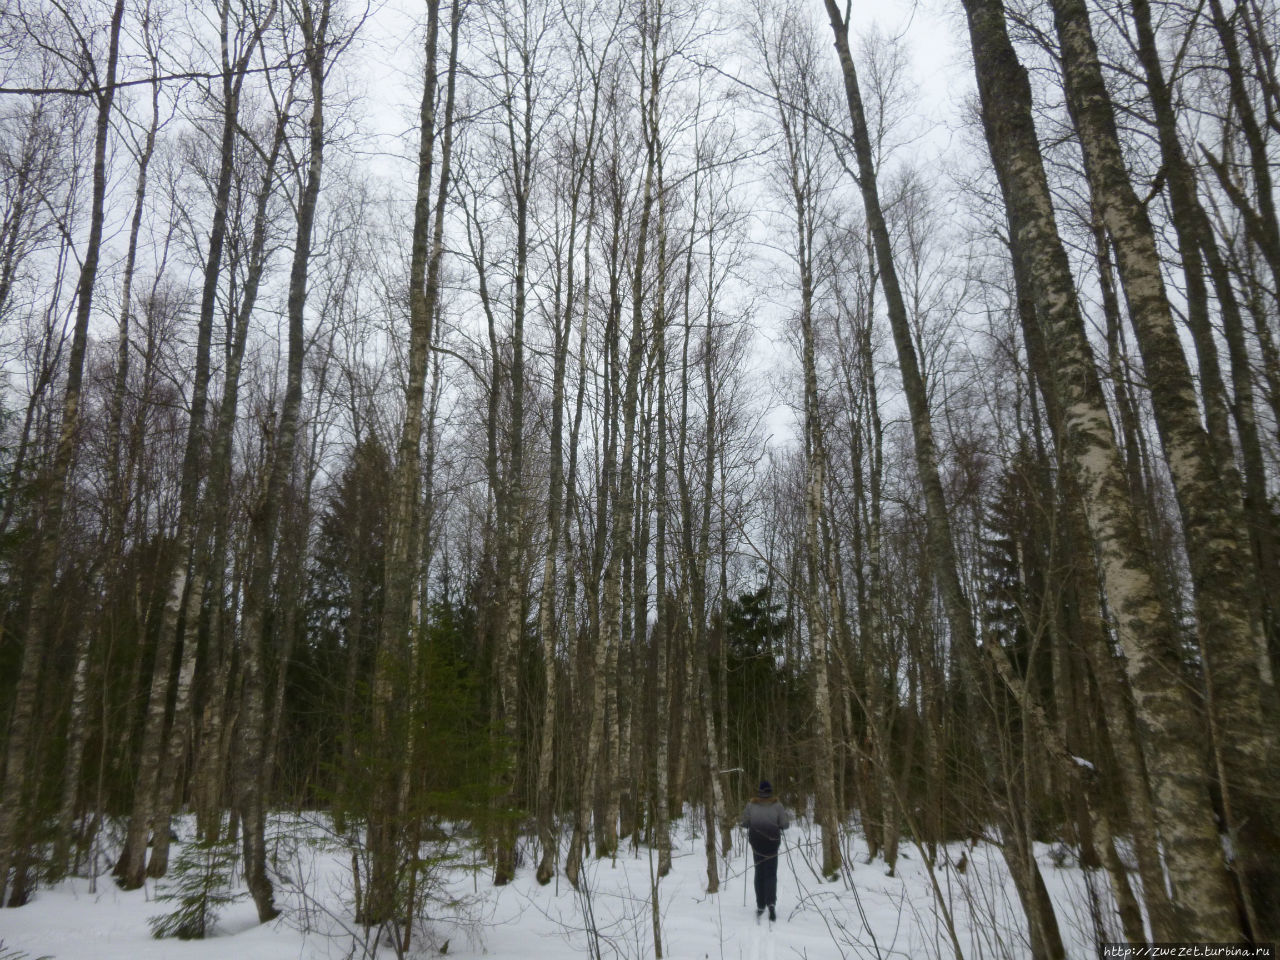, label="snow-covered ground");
[0,815,1104,959]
